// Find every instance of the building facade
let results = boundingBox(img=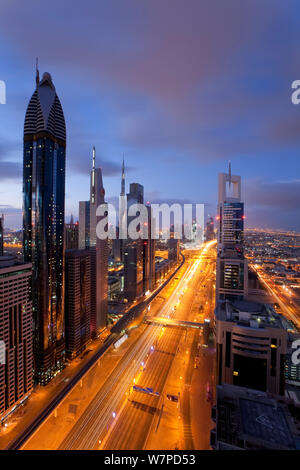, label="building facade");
[65,215,78,250]
[23,70,66,384]
[0,257,33,420]
[124,183,144,302]
[78,147,108,336]
[215,299,287,396]
[0,215,3,257]
[216,167,248,301]
[65,250,91,359]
